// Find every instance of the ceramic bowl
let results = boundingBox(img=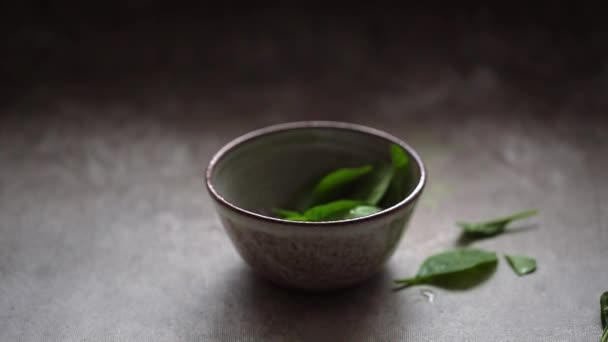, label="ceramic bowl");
[205,121,426,291]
